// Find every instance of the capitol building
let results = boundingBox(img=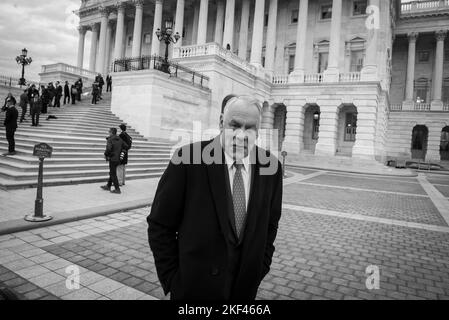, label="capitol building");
[39,0,449,164]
